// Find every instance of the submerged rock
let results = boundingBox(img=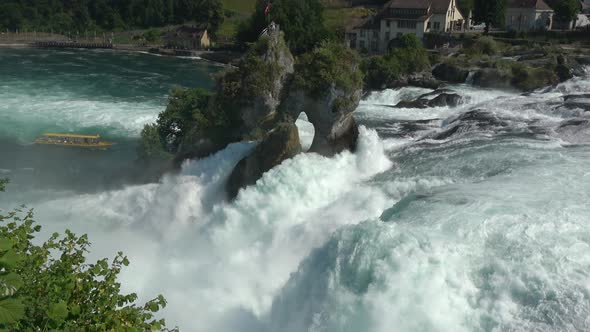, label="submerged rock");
[563,94,590,112]
[556,119,590,144]
[430,110,509,140]
[227,122,301,199]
